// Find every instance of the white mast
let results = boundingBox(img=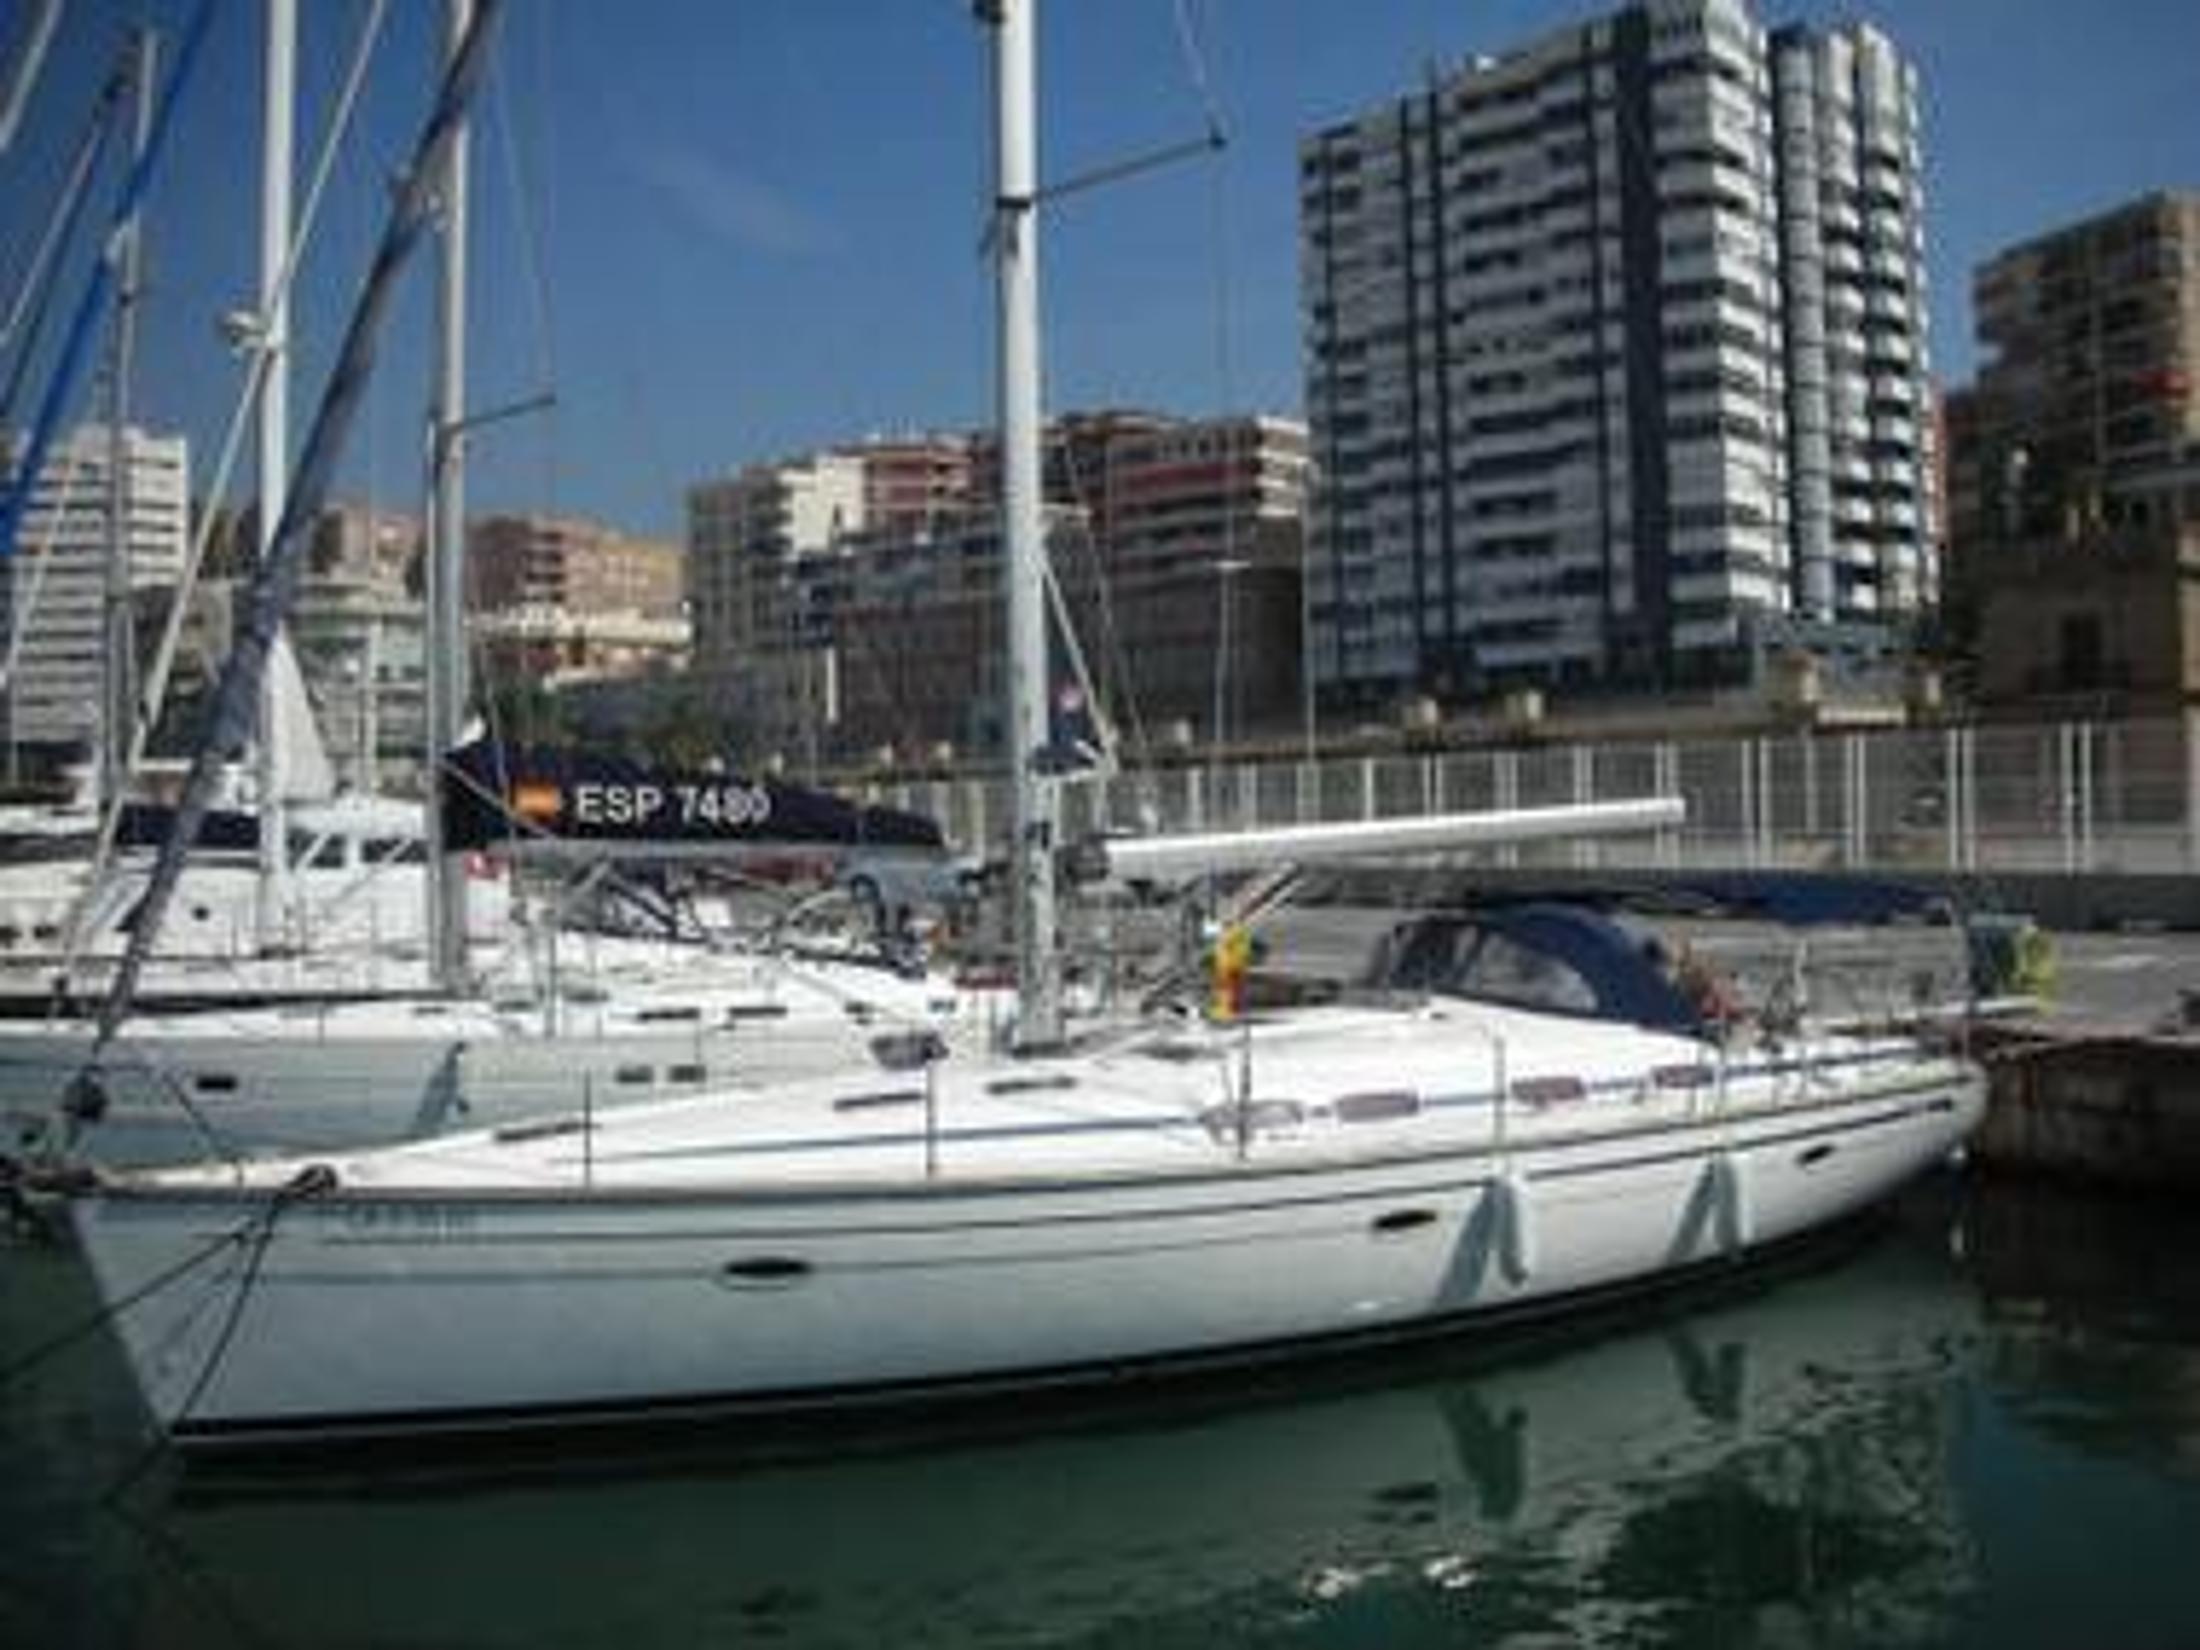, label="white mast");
[425,0,472,992]
[98,28,155,819]
[988,0,1061,1049]
[0,0,62,158]
[253,0,295,950]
